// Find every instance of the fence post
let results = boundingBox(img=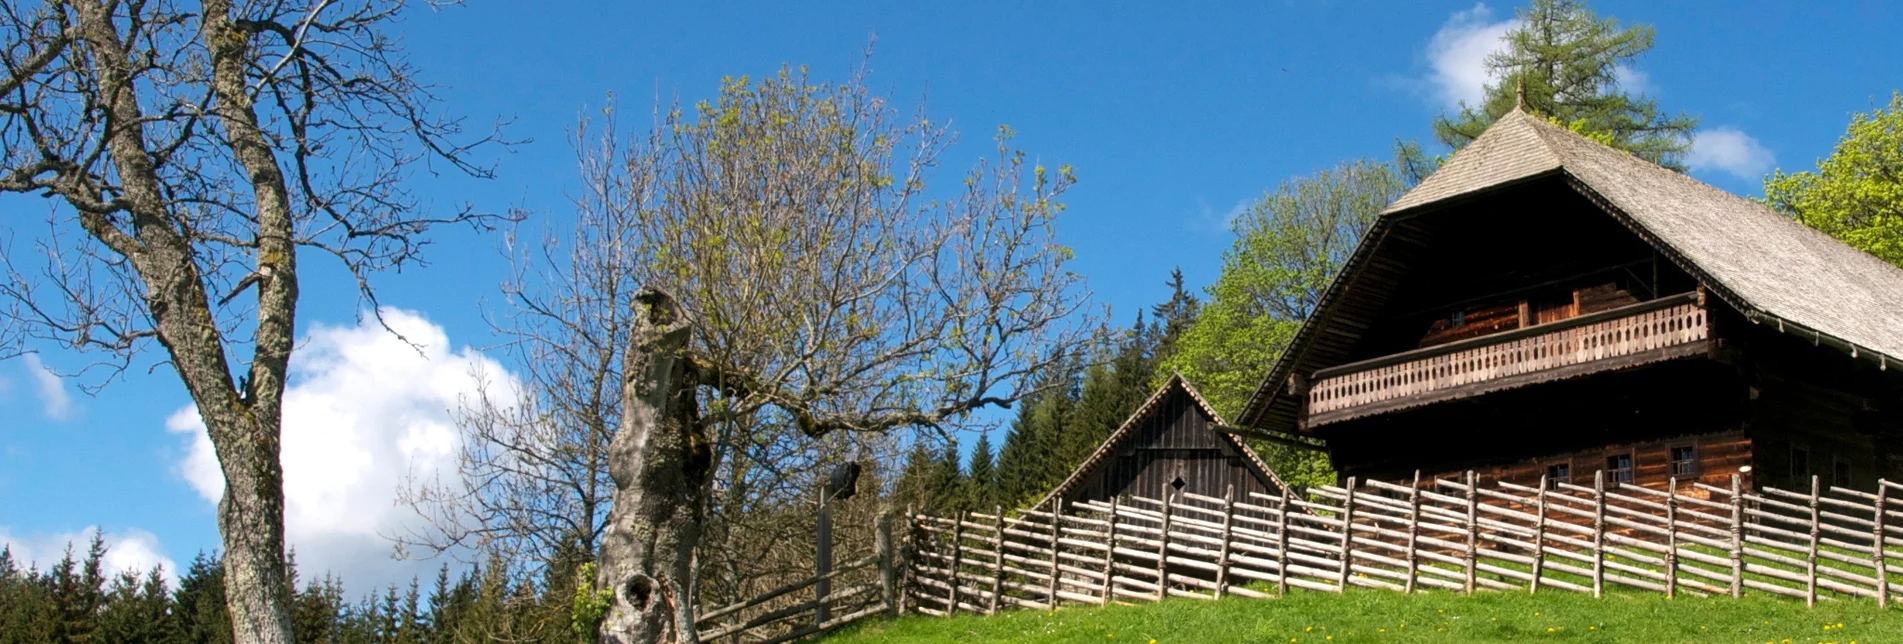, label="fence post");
[1729,474,1744,599]
[902,504,917,615]
[1665,477,1678,600]
[1216,485,1236,599]
[1339,477,1357,592]
[949,510,967,614]
[1277,486,1292,596]
[816,488,834,626]
[1406,470,1422,594]
[1048,499,1064,607]
[1592,470,1606,599]
[987,506,1005,615]
[1807,475,1821,608]
[1876,482,1890,609]
[1465,471,1479,595]
[1100,497,1119,606]
[1156,492,1175,601]
[1530,475,1547,594]
[877,510,898,617]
